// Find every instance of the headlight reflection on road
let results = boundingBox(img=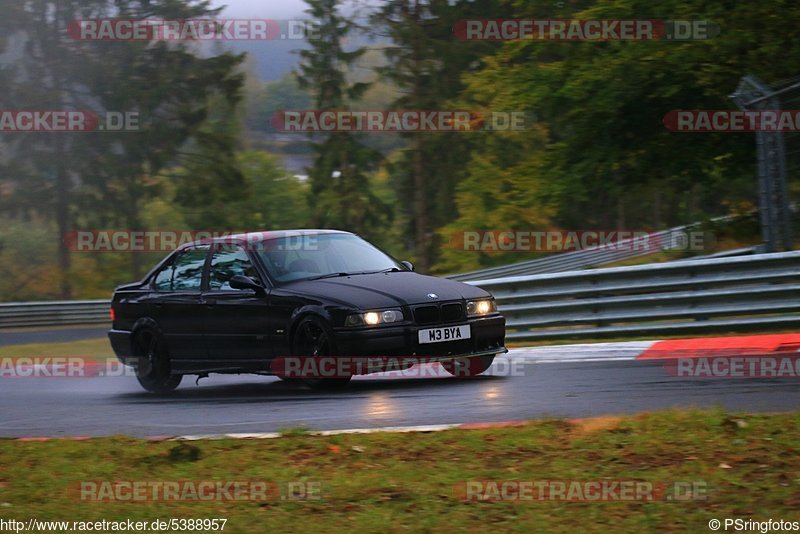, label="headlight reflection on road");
[480,384,503,407]
[366,392,397,419]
